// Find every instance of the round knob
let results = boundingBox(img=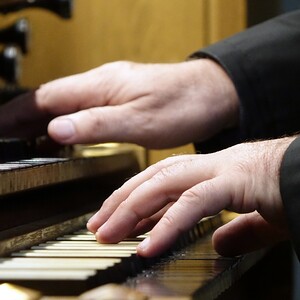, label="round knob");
[0,18,30,53]
[0,0,74,19]
[0,46,21,83]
